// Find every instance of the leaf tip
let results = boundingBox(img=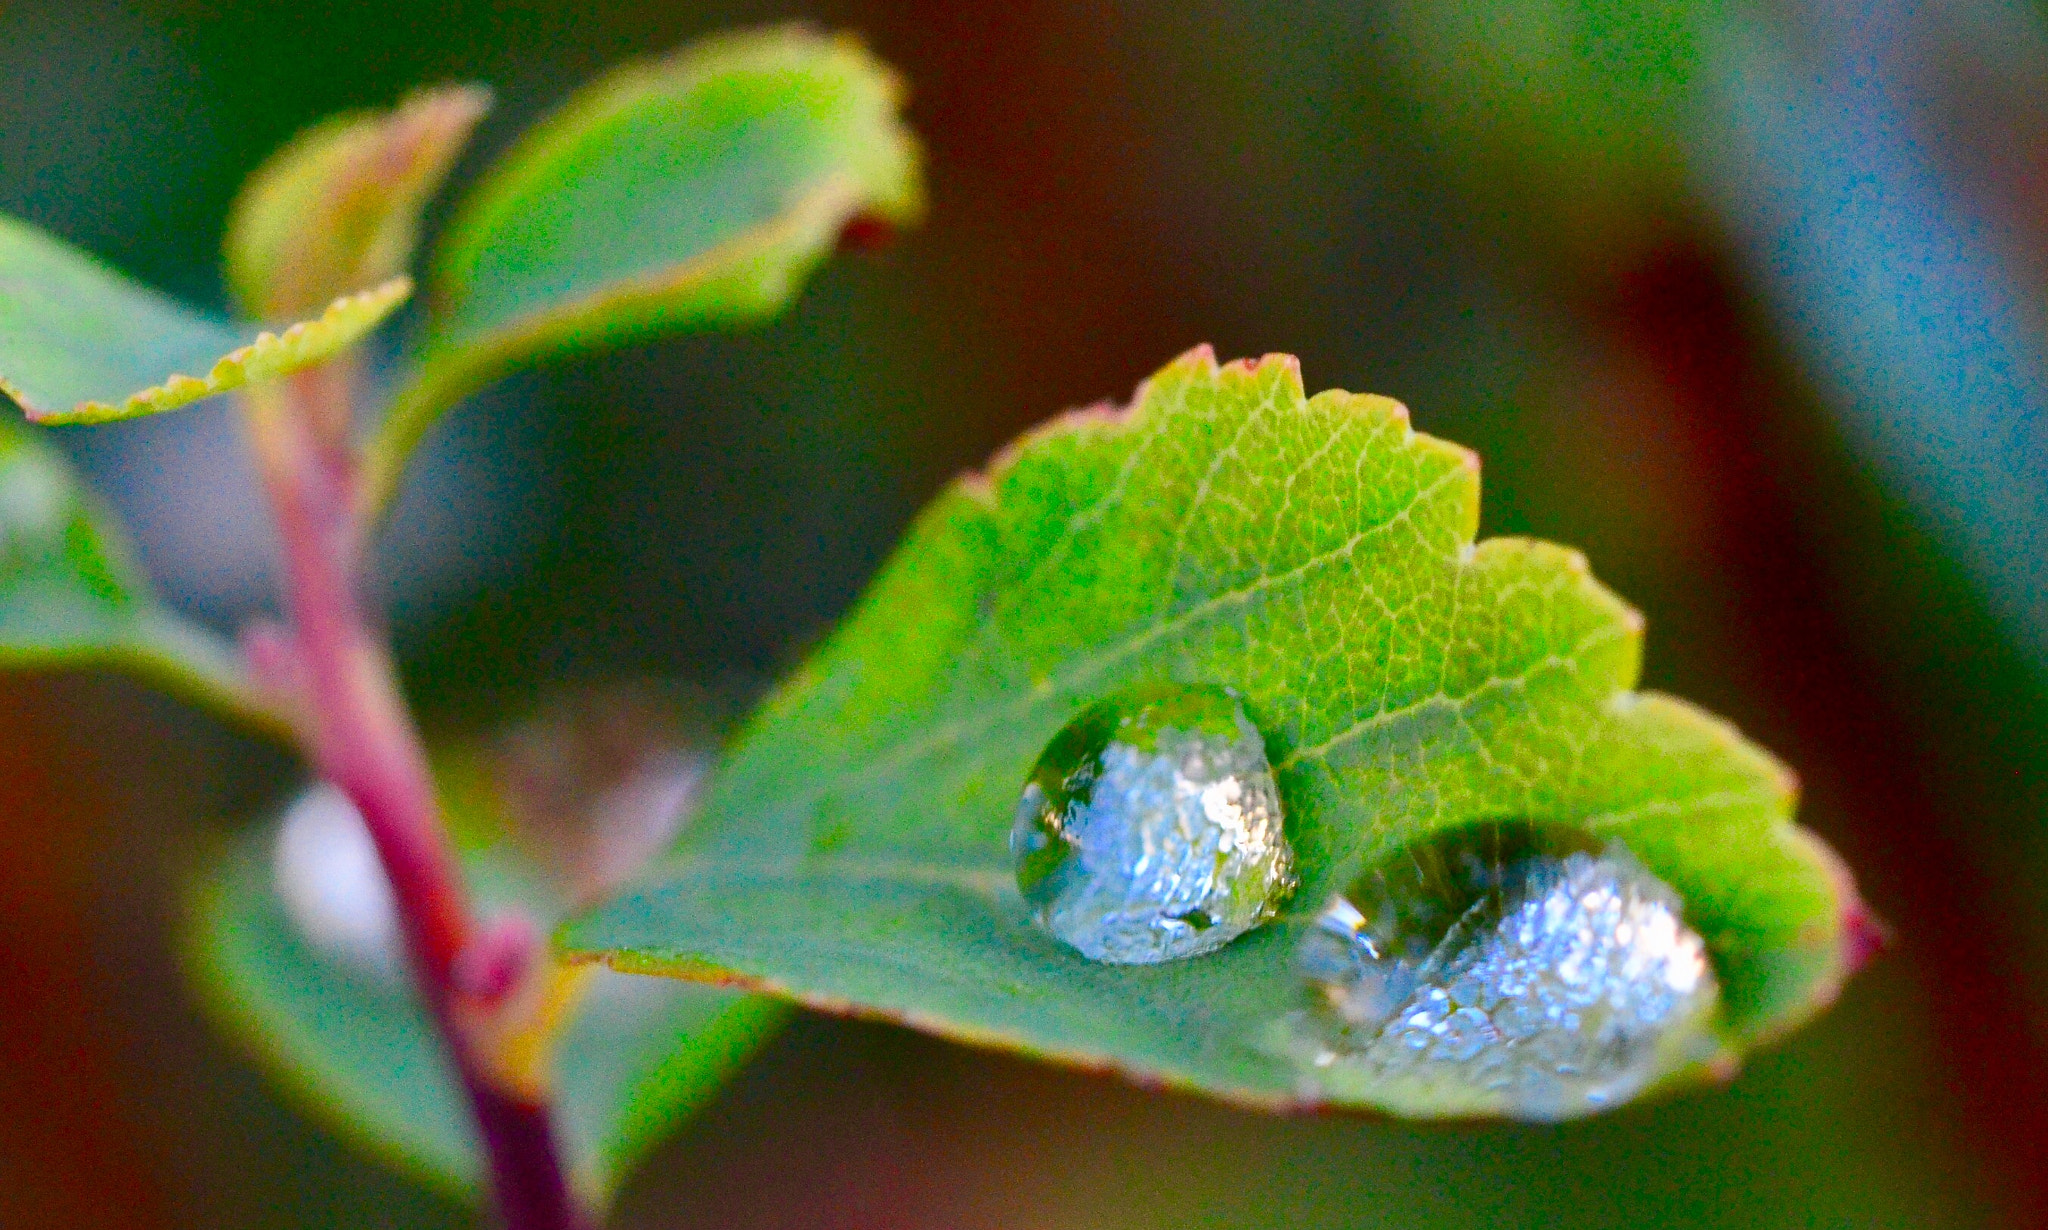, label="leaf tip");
[1801,828,1885,977]
[833,210,902,253]
[228,83,488,319]
[1700,1049,1744,1086]
[1236,351,1302,377]
[414,80,496,124]
[829,26,912,106]
[1839,893,1893,975]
